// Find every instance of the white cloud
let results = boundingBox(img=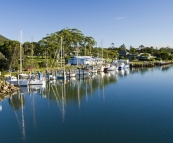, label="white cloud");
[115,17,126,20]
